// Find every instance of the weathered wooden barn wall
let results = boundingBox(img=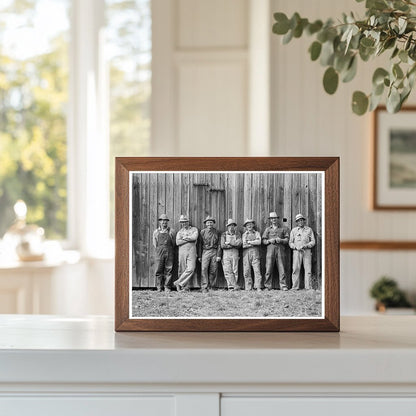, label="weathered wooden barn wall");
[131,172,322,289]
